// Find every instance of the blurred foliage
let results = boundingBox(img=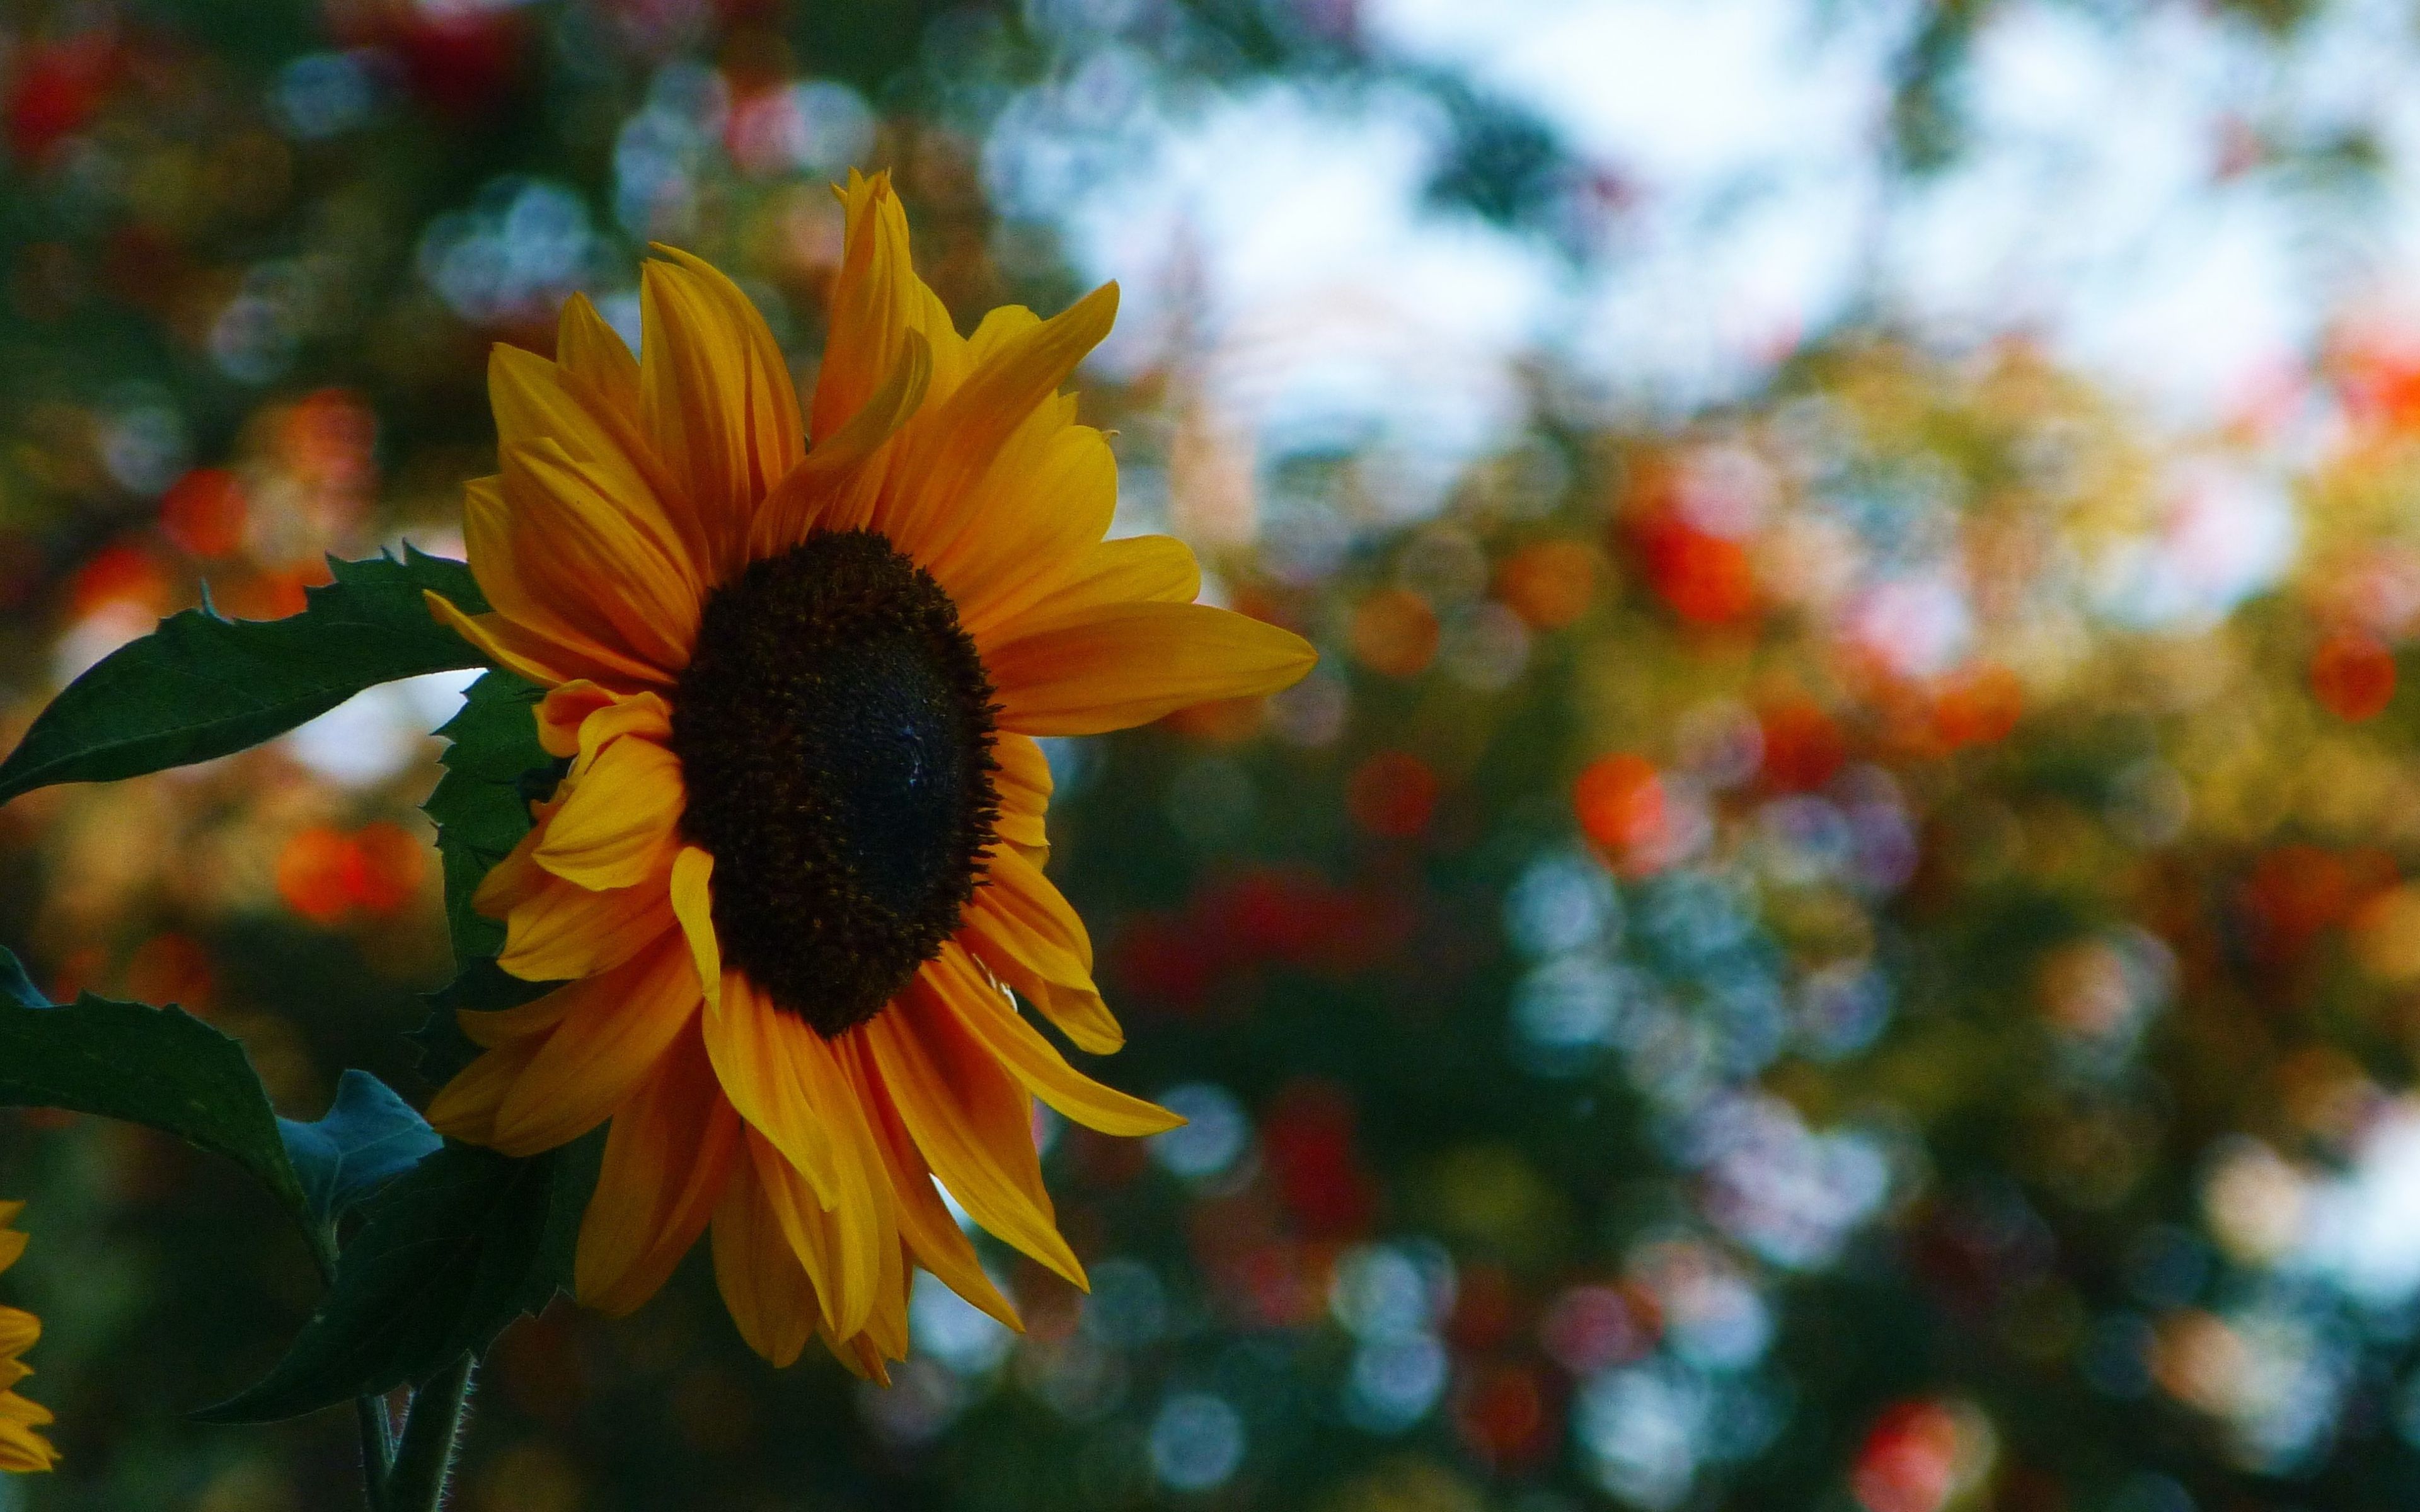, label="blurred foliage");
[8,3,2420,1512]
